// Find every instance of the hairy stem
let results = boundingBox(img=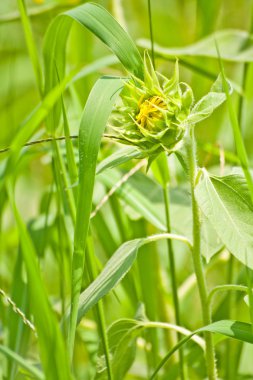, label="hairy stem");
[186,128,217,380]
